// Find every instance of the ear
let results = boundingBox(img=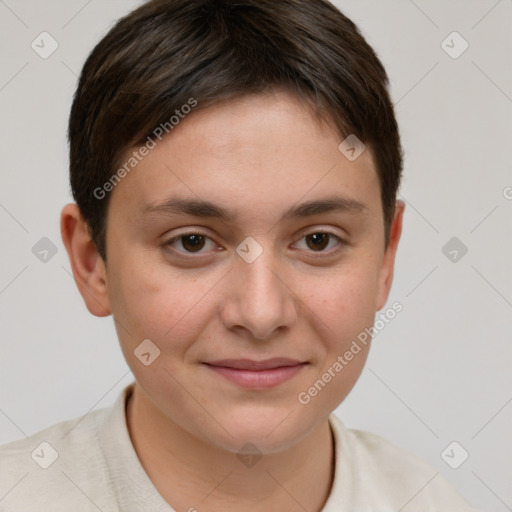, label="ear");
[60,203,111,317]
[375,200,405,311]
